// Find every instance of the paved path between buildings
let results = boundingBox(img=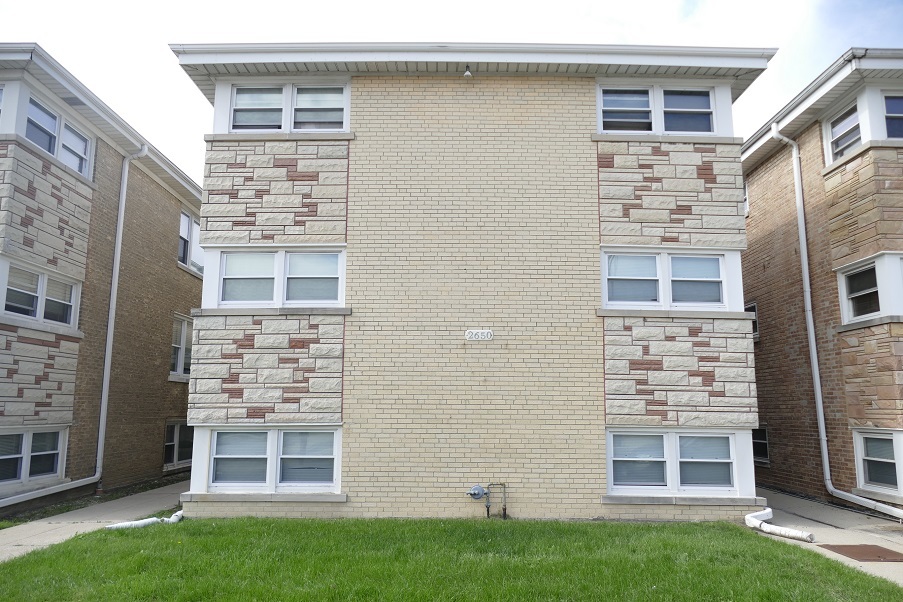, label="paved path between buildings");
[1,481,902,589]
[760,488,903,587]
[0,480,188,562]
